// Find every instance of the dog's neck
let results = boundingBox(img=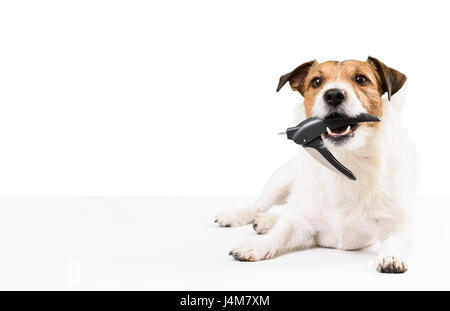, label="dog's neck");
[329,128,385,183]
